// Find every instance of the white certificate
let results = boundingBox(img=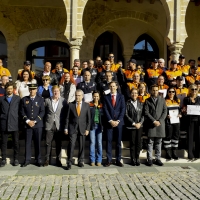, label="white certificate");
[169,109,180,124]
[187,105,200,115]
[104,89,111,95]
[159,89,167,98]
[84,93,93,102]
[177,93,186,107]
